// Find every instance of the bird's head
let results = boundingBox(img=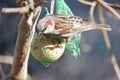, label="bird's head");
[37,16,55,34]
